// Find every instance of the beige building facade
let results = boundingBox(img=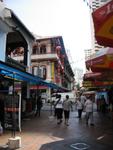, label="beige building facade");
[31,36,75,94]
